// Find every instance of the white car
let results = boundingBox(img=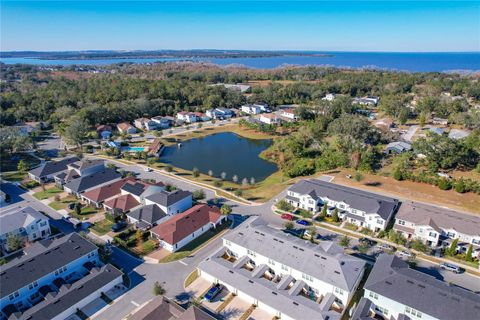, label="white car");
[143,167,152,172]
[398,250,414,258]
